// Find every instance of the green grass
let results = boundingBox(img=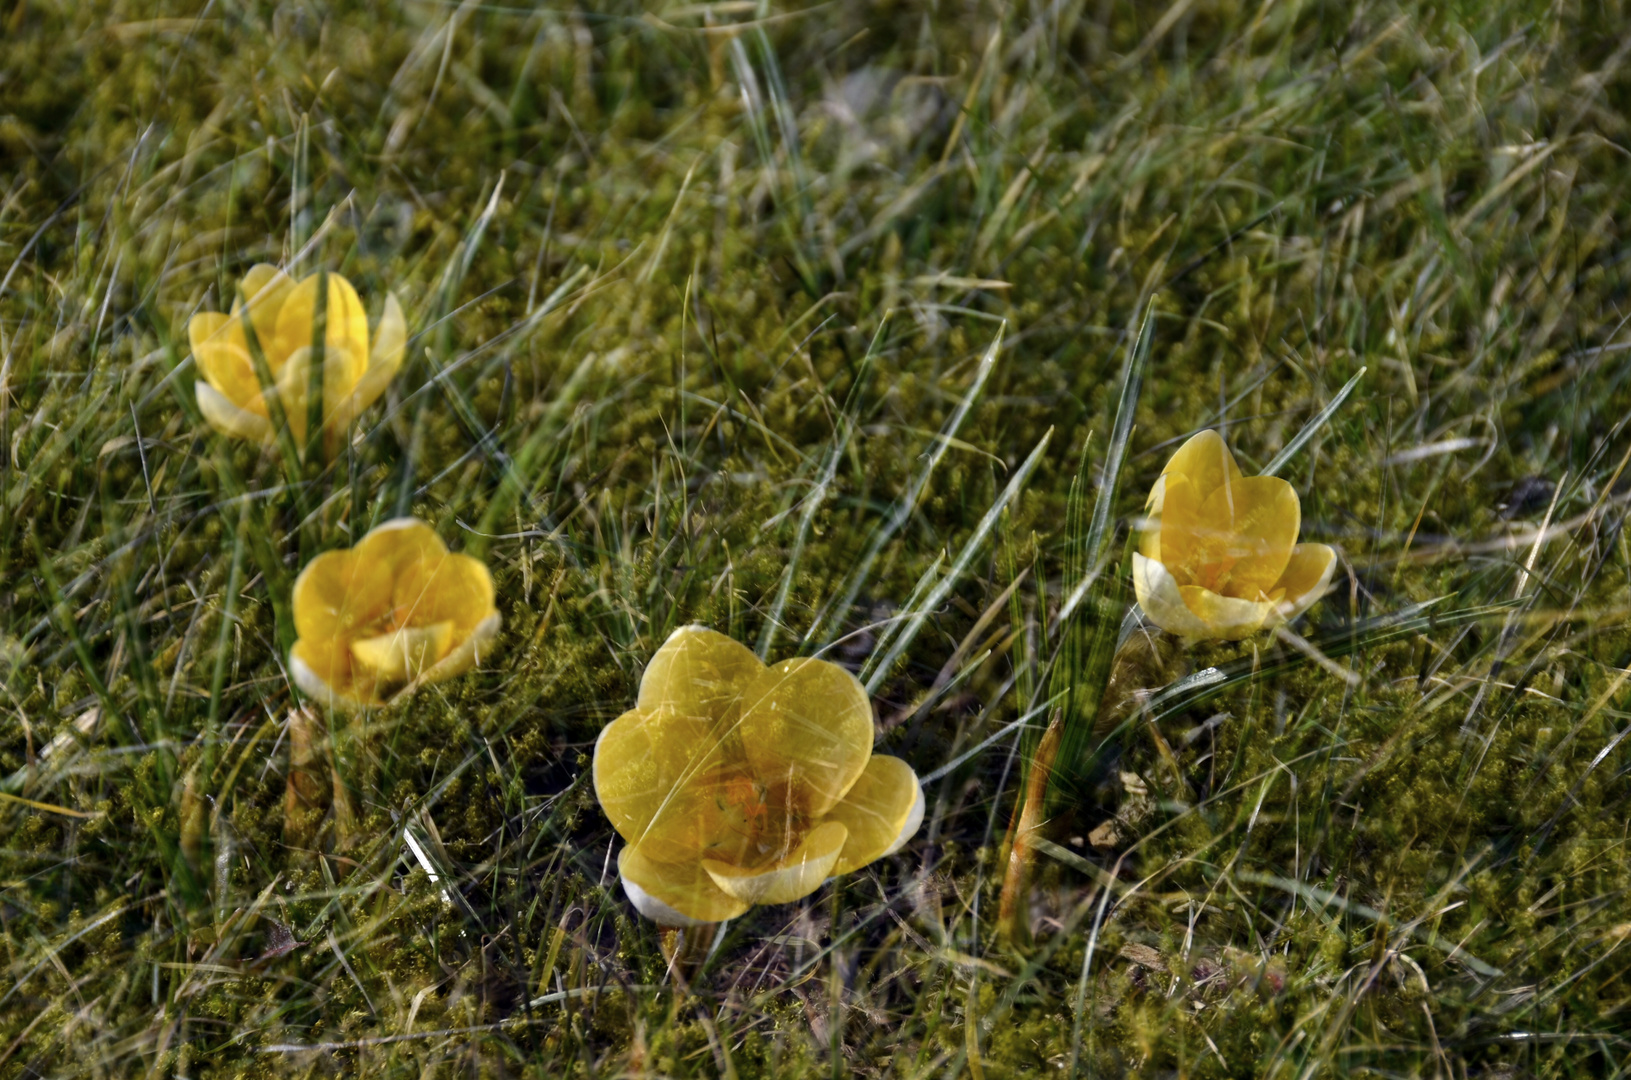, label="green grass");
[4,0,1631,1075]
